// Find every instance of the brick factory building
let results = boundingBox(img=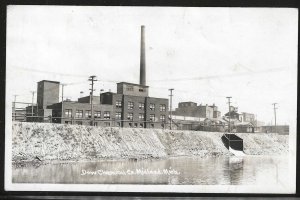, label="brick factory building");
[100,82,168,129]
[25,25,168,129]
